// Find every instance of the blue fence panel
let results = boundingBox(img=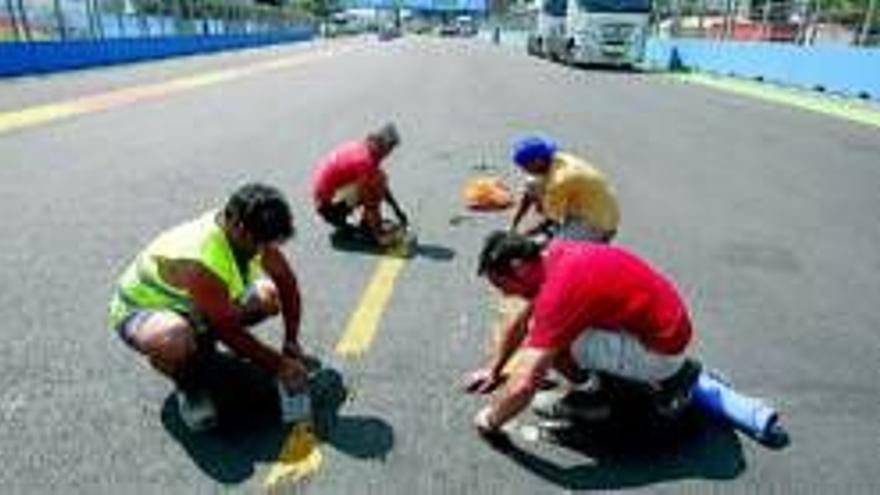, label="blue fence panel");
[0,27,315,77]
[646,38,880,99]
